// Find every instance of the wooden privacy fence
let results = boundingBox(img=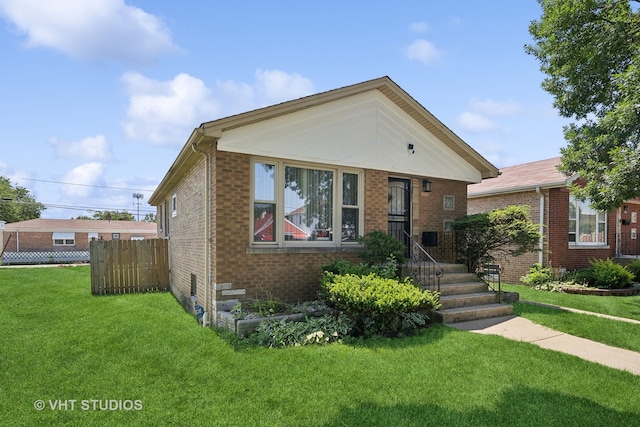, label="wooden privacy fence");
[90,239,169,295]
